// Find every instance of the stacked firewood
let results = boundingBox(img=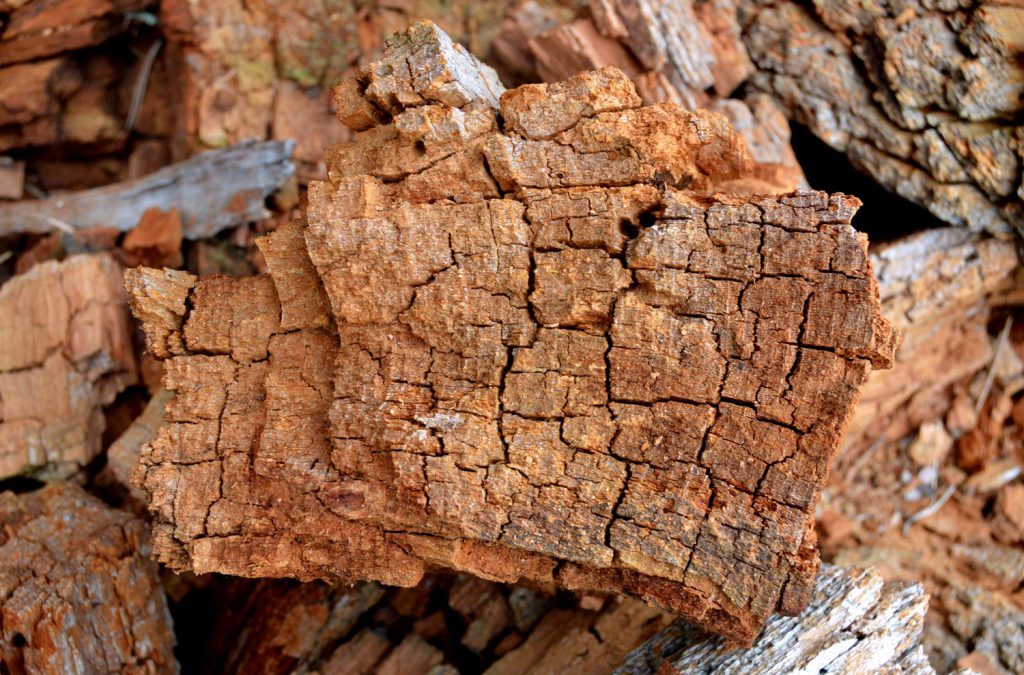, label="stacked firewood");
[0,1,1020,673]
